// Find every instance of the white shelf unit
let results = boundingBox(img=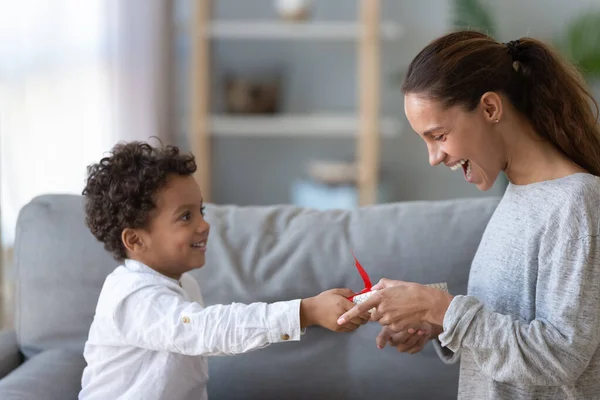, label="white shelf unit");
[205,20,403,40]
[189,0,402,205]
[209,114,401,137]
